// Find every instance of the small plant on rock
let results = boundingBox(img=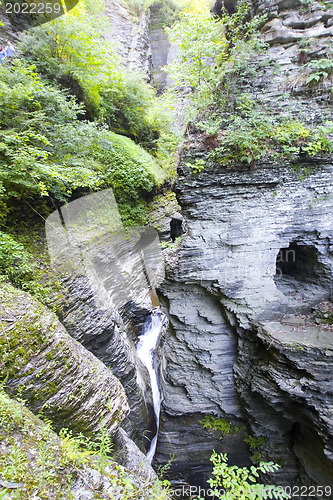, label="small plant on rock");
[305,58,333,85]
[186,159,205,174]
[194,452,290,500]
